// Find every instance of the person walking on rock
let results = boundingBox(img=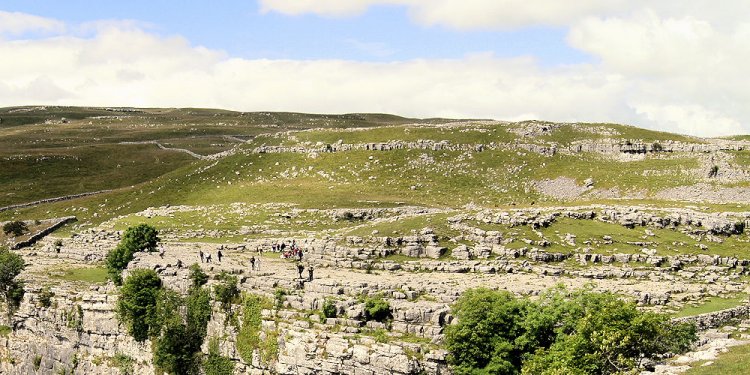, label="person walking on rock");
[217,250,223,263]
[297,263,304,279]
[307,264,314,282]
[250,256,255,272]
[199,250,204,263]
[206,253,212,263]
